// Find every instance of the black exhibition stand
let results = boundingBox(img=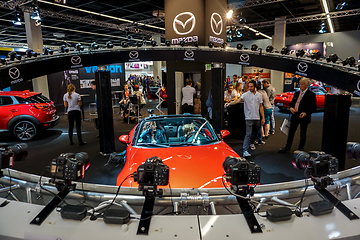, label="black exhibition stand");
[211,65,224,133]
[321,94,351,171]
[95,70,115,154]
